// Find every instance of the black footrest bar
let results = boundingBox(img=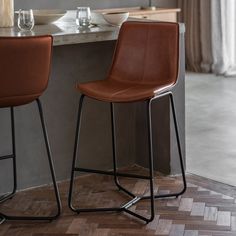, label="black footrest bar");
[75,207,123,213]
[0,212,54,222]
[141,192,178,200]
[75,167,150,180]
[141,187,186,200]
[117,183,136,198]
[0,215,5,225]
[123,208,151,224]
[0,154,14,161]
[0,192,15,203]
